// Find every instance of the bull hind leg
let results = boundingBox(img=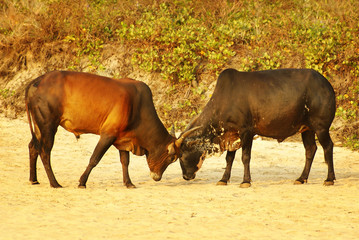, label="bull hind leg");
[39,150,62,188]
[78,135,116,188]
[28,139,39,185]
[119,150,136,188]
[295,130,317,184]
[30,108,62,188]
[316,129,335,185]
[217,151,236,185]
[39,129,62,188]
[240,133,254,188]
